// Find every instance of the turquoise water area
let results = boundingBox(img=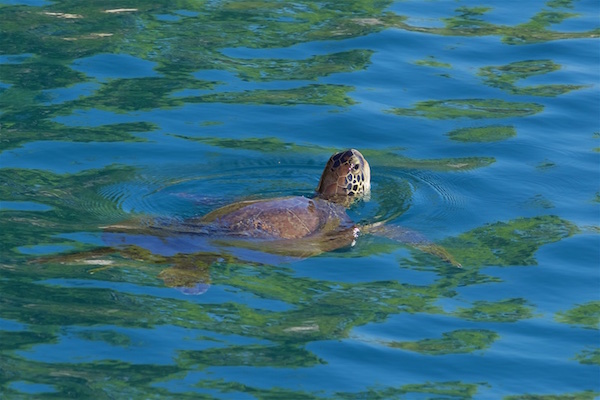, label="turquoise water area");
[1,0,599,398]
